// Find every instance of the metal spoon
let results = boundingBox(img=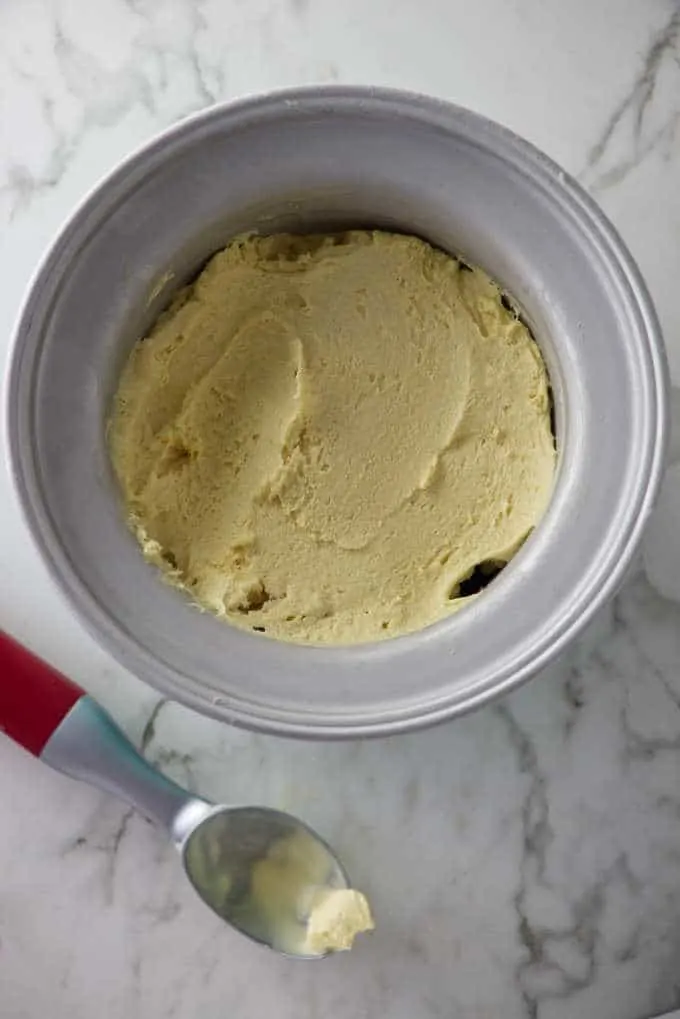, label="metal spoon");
[0,630,348,957]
